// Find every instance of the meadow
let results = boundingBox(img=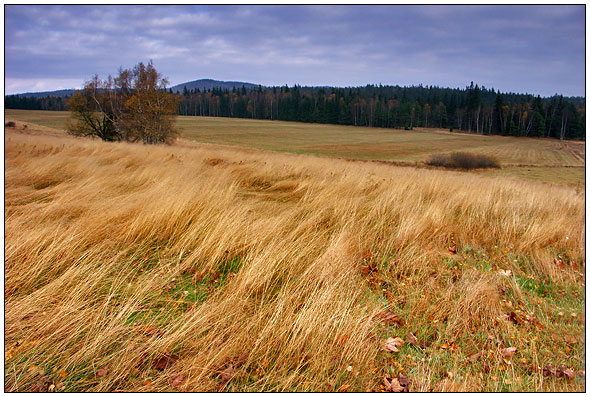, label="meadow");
[5,109,585,186]
[3,113,586,392]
